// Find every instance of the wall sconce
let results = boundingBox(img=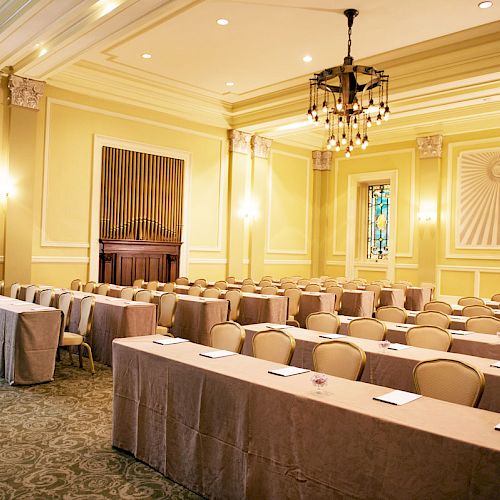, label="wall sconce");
[418,202,436,223]
[238,198,259,222]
